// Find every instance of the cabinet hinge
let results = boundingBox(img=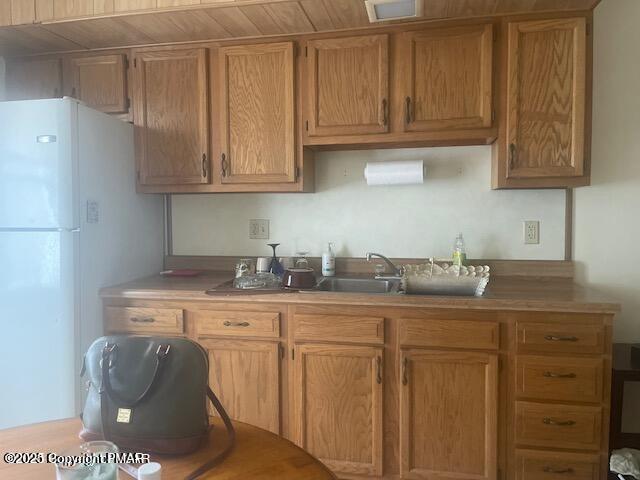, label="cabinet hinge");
[278,344,284,359]
[124,57,129,69]
[305,120,308,131]
[305,46,308,57]
[133,58,137,68]
[291,348,295,360]
[294,165,300,180]
[492,109,496,122]
[125,98,131,110]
